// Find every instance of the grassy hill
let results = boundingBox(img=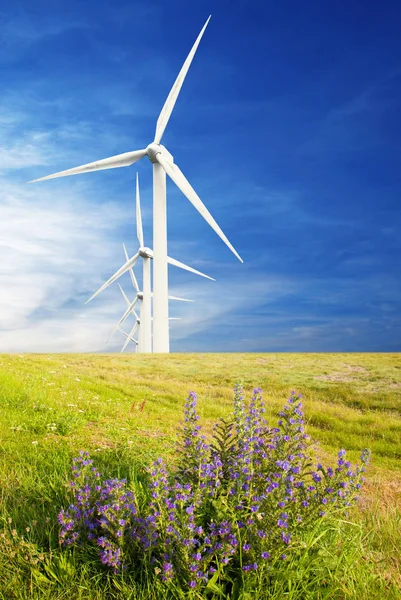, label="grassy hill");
[1,352,400,467]
[1,352,400,598]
